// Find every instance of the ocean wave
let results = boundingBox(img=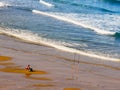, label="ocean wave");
[12,6,32,12]
[39,0,54,7]
[0,27,83,48]
[71,3,116,13]
[0,27,119,62]
[52,0,70,4]
[114,32,120,37]
[105,0,120,3]
[52,0,119,13]
[0,2,10,7]
[32,10,117,35]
